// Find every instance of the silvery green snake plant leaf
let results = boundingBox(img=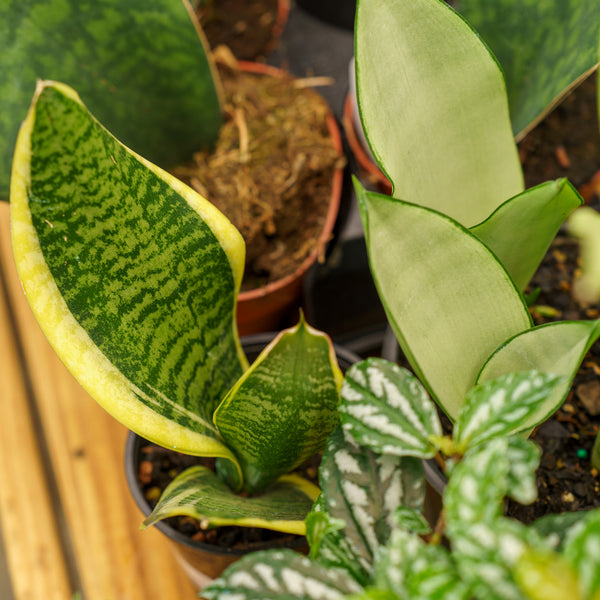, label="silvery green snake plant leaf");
[356,182,600,423]
[10,80,343,532]
[456,0,600,140]
[0,0,222,199]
